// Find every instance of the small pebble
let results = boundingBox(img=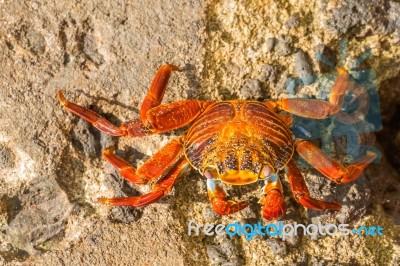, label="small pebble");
[83,33,105,66]
[293,49,315,85]
[265,37,276,53]
[258,64,278,83]
[25,30,46,54]
[0,144,16,169]
[239,79,264,100]
[202,205,220,222]
[275,35,293,56]
[285,13,300,29]
[265,238,287,256]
